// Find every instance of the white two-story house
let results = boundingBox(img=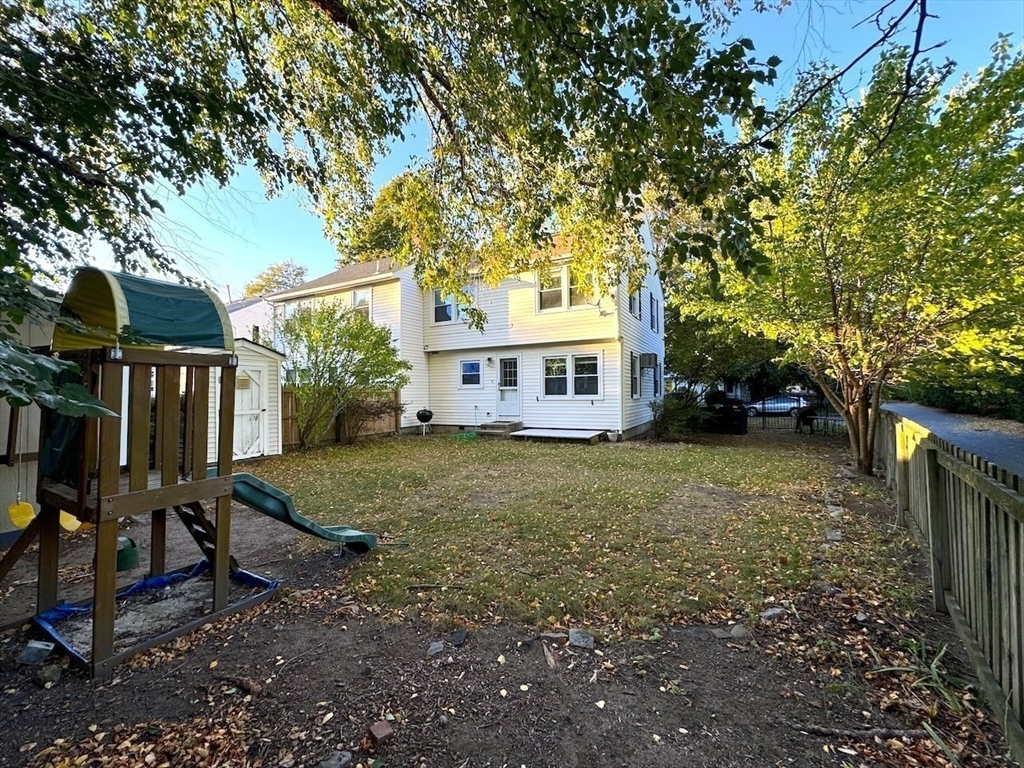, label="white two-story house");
[270,250,665,440]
